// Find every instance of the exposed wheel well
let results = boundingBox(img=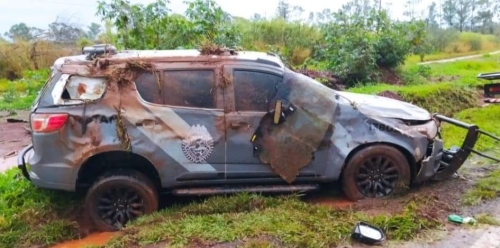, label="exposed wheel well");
[76,151,161,192]
[342,142,418,182]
